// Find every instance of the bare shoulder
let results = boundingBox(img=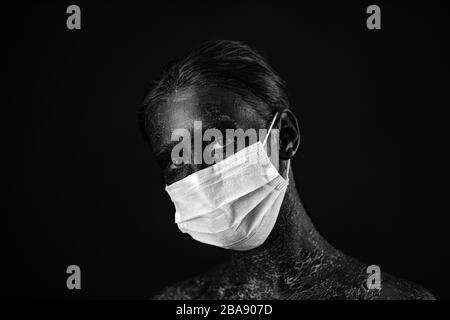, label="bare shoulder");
[310,254,436,300]
[151,258,436,300]
[152,277,205,300]
[151,265,227,300]
[375,273,436,300]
